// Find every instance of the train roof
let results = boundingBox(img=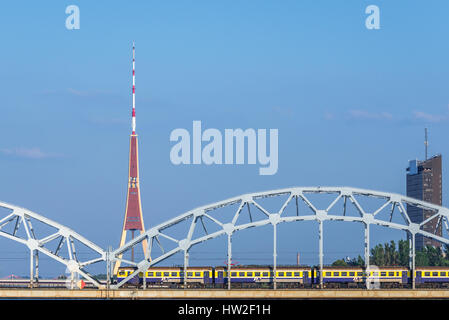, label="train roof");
[322,266,408,270]
[118,266,213,270]
[214,266,311,270]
